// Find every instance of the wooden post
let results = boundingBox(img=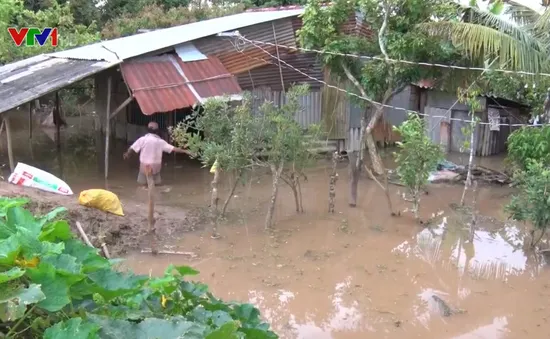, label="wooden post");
[28,102,32,139]
[104,76,112,179]
[54,92,61,149]
[5,117,14,172]
[145,167,158,255]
